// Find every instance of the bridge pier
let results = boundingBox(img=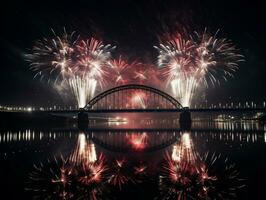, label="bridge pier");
[179,108,192,130]
[78,108,89,130]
